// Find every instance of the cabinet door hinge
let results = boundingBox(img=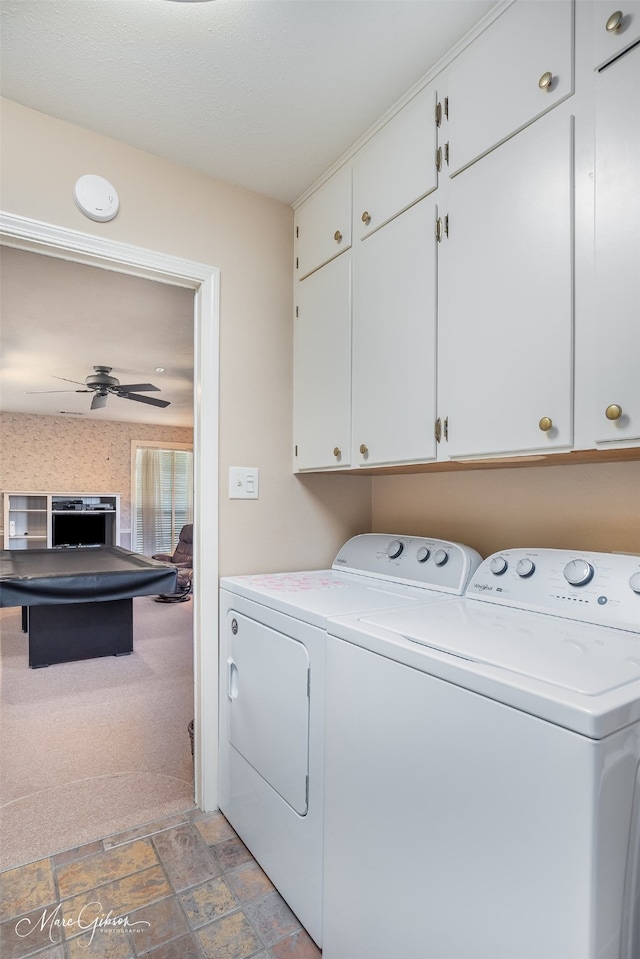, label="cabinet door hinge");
[444,416,449,442]
[435,100,442,127]
[435,417,442,442]
[295,305,299,318]
[295,444,298,457]
[435,216,443,243]
[444,96,449,120]
[296,226,299,238]
[295,257,299,270]
[444,214,449,237]
[435,146,443,172]
[444,141,449,166]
